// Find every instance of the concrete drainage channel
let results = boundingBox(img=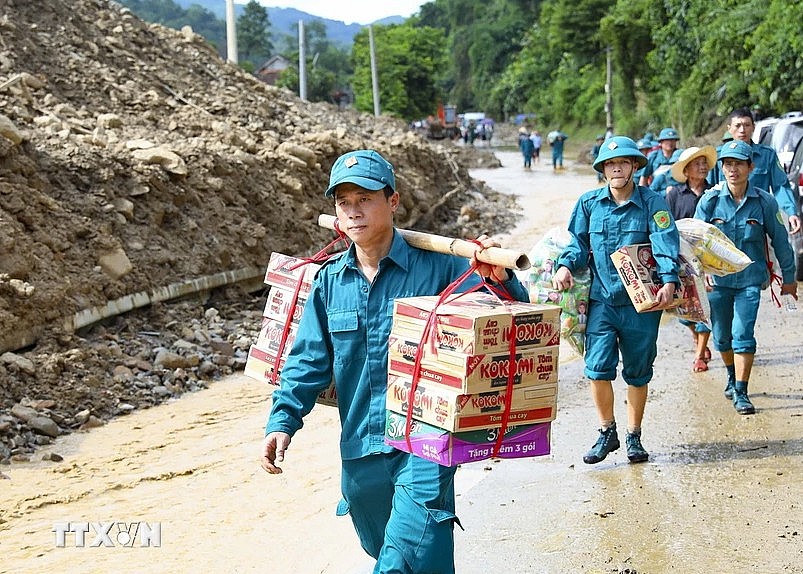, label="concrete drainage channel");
[1,266,265,355]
